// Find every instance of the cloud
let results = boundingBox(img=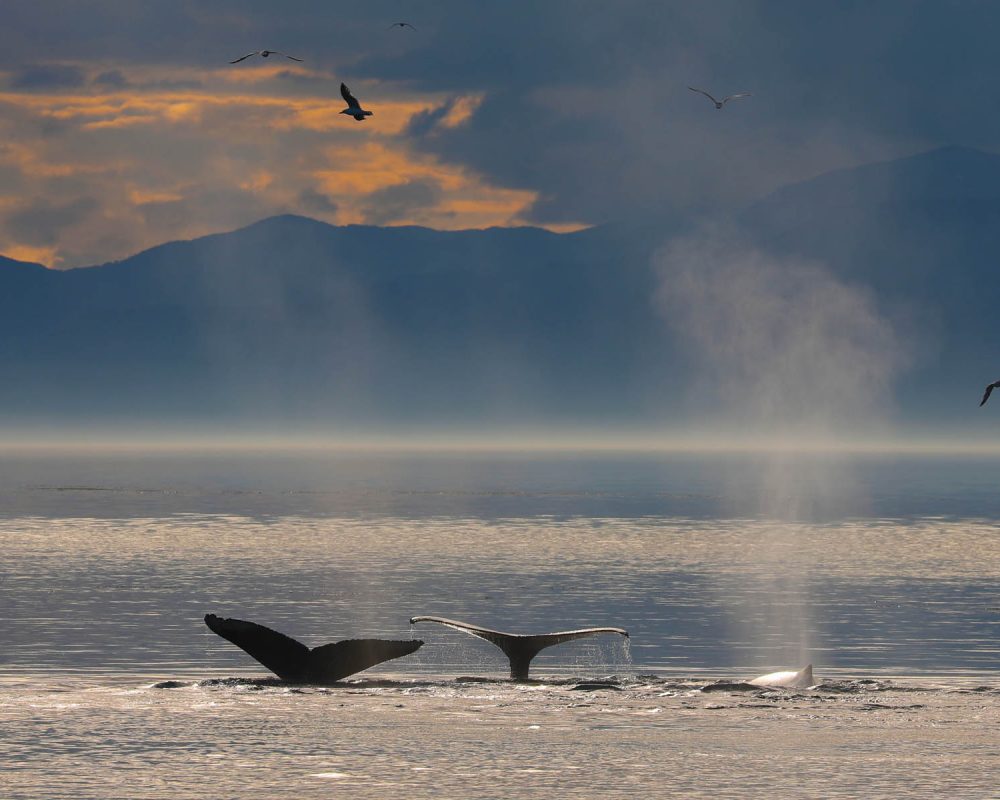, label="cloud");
[0,66,551,265]
[297,187,337,215]
[361,178,443,225]
[136,186,276,238]
[402,95,483,138]
[0,1,996,260]
[9,63,86,90]
[5,196,99,246]
[93,69,129,88]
